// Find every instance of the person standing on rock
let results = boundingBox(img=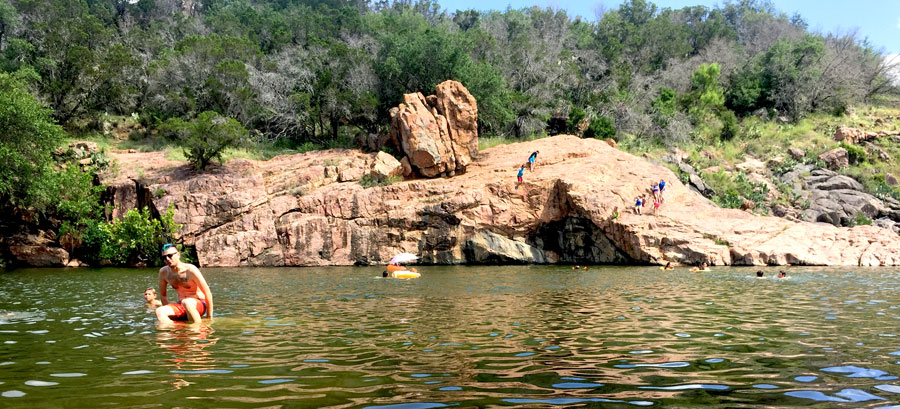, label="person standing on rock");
[659,179,667,202]
[527,151,539,172]
[634,196,643,215]
[155,244,213,326]
[651,183,661,203]
[515,165,525,190]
